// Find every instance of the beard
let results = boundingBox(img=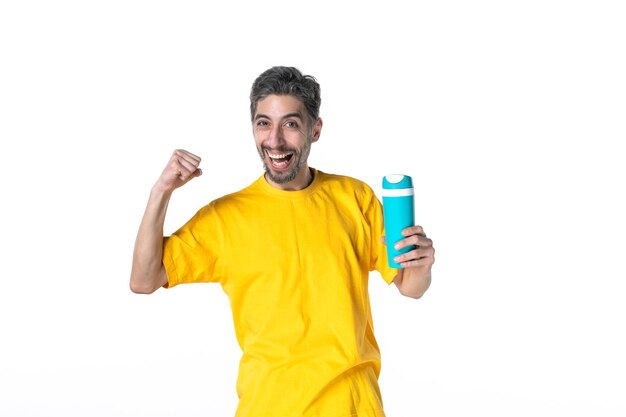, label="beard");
[257,136,312,185]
